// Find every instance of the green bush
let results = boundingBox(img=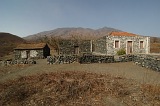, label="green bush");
[117,49,126,55]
